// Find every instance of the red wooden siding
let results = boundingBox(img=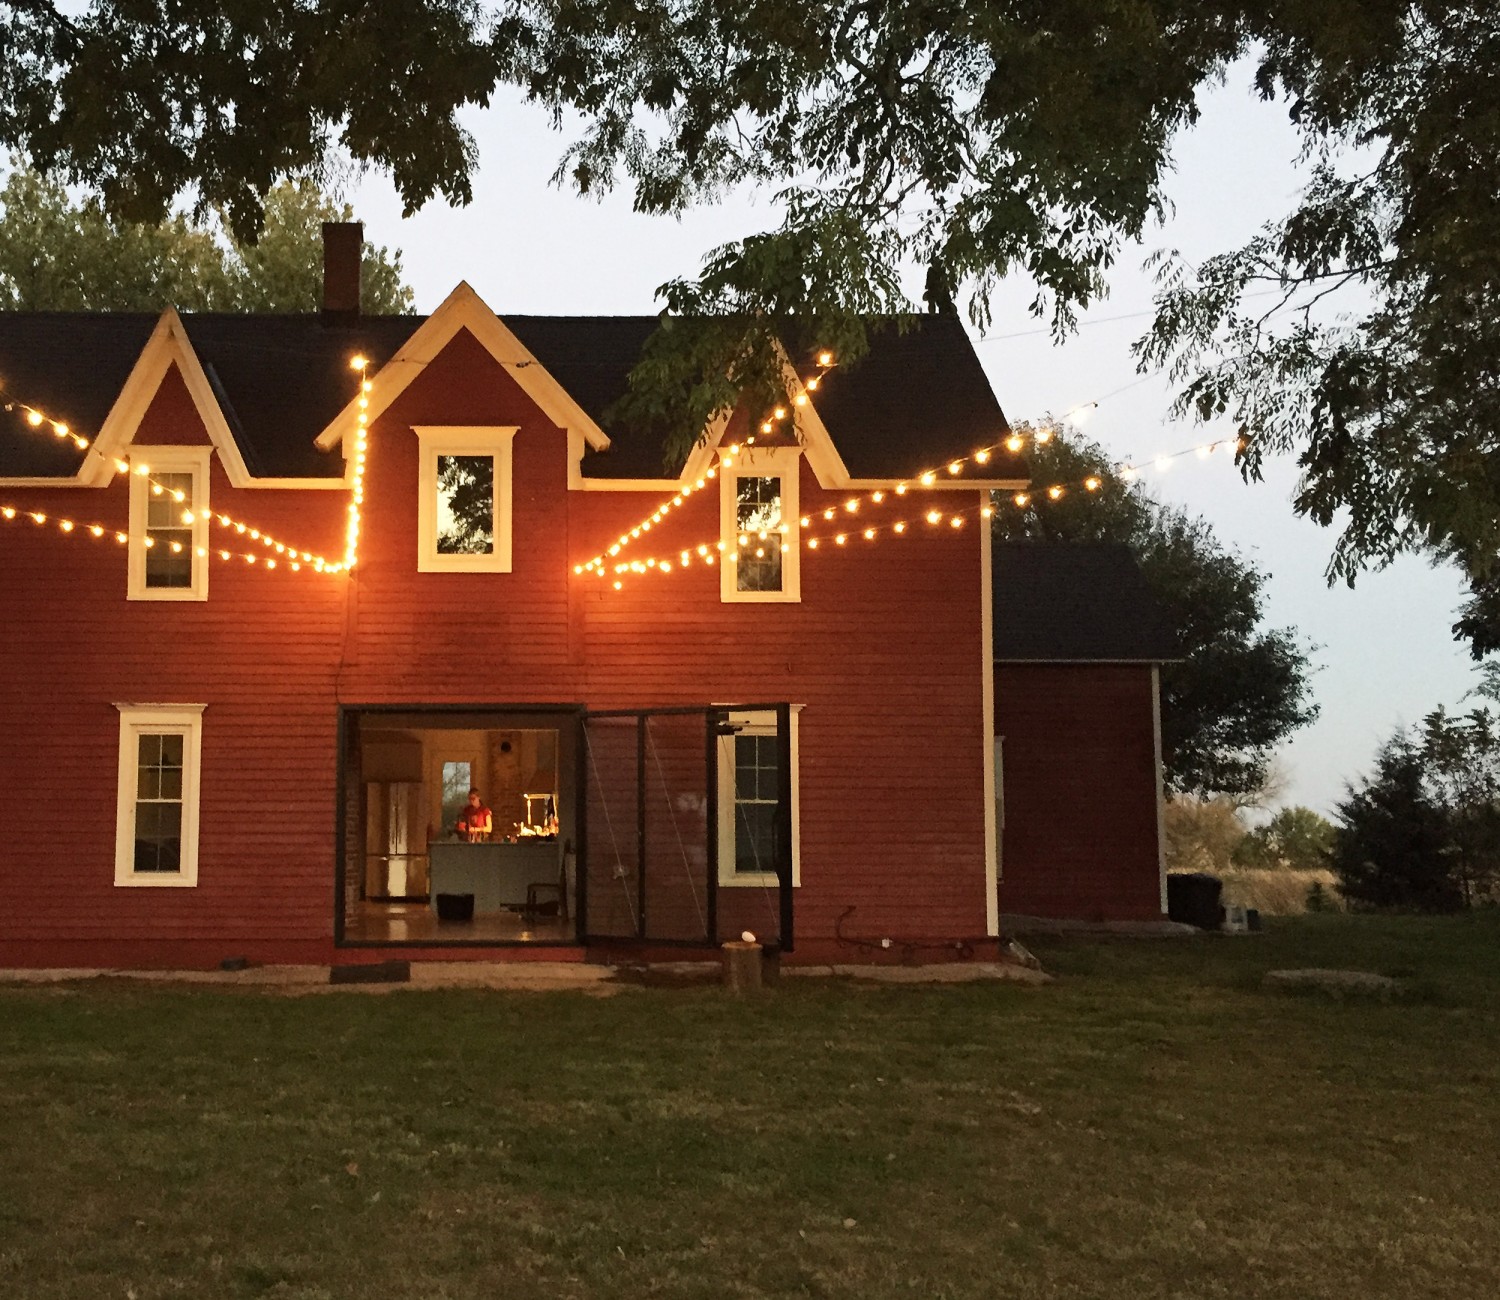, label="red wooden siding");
[995,663,1164,922]
[1,328,994,966]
